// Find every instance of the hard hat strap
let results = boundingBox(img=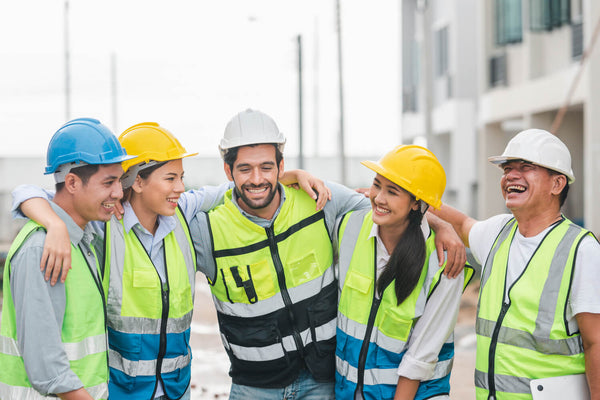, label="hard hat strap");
[54,161,89,183]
